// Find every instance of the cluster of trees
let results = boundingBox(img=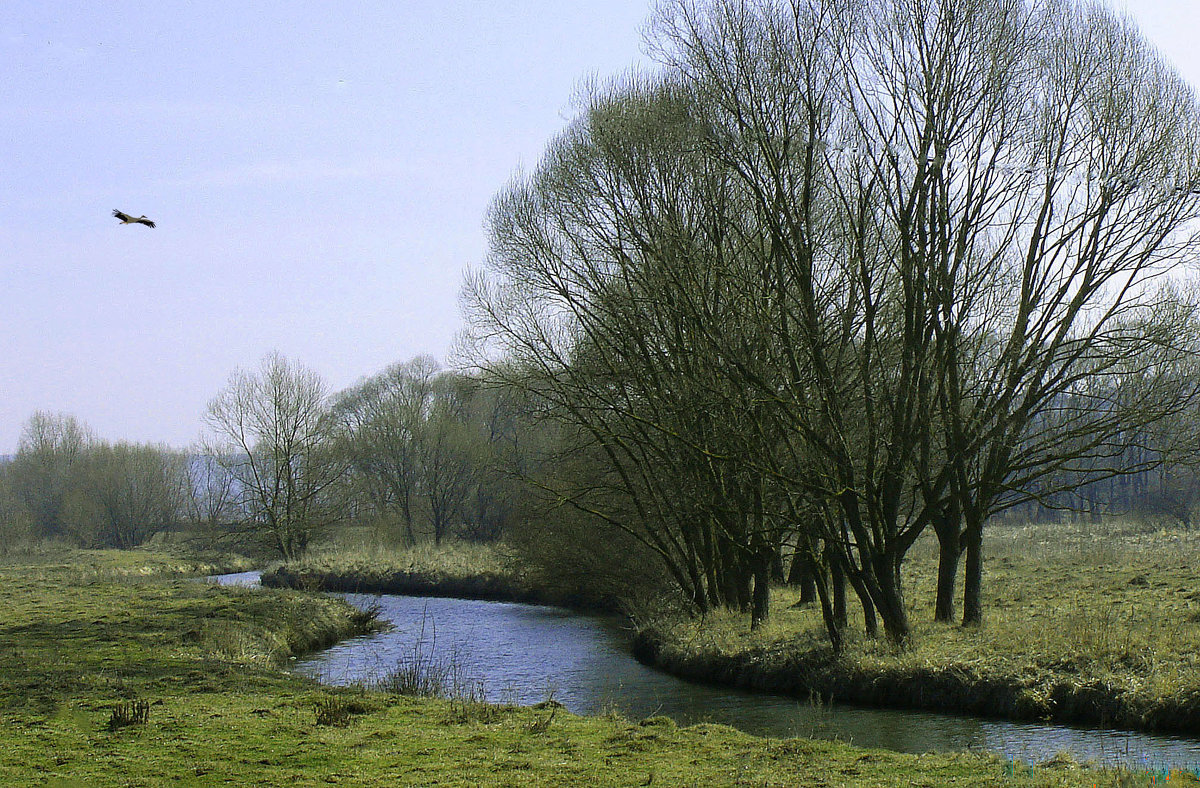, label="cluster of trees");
[328,355,533,548]
[0,412,185,550]
[199,352,536,558]
[0,354,538,558]
[464,0,1200,647]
